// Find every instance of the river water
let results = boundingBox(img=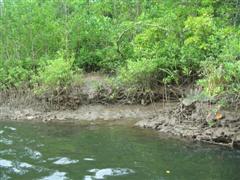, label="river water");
[0,121,240,180]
